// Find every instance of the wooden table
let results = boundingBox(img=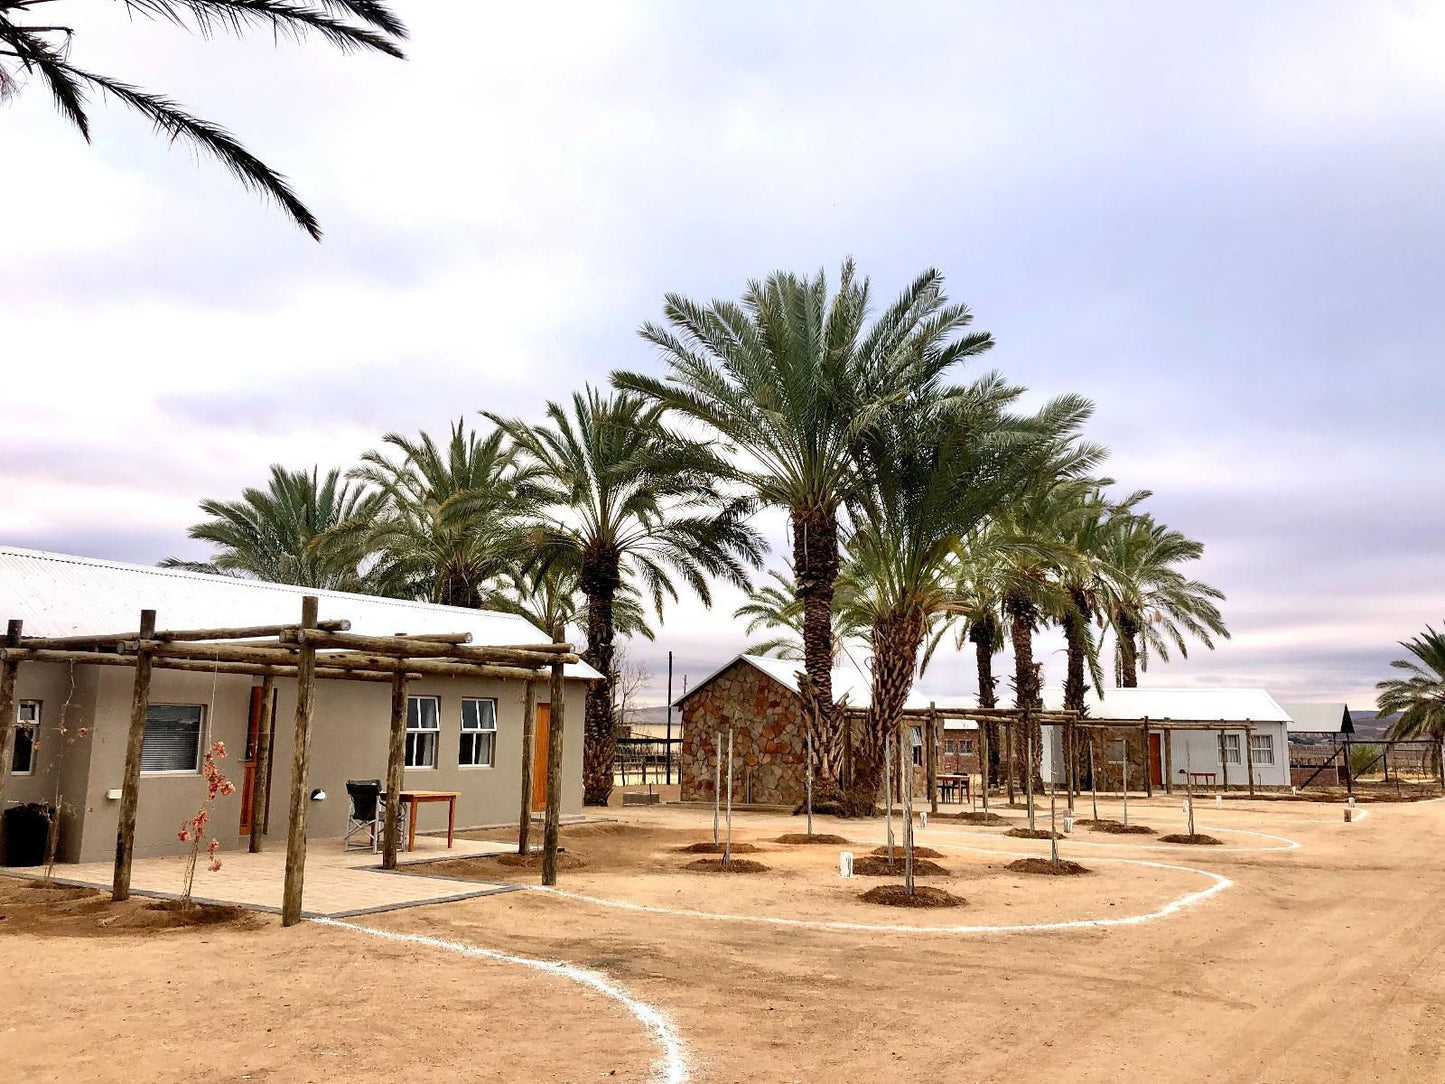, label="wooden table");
[1186,771,1217,788]
[937,773,971,803]
[385,789,459,852]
